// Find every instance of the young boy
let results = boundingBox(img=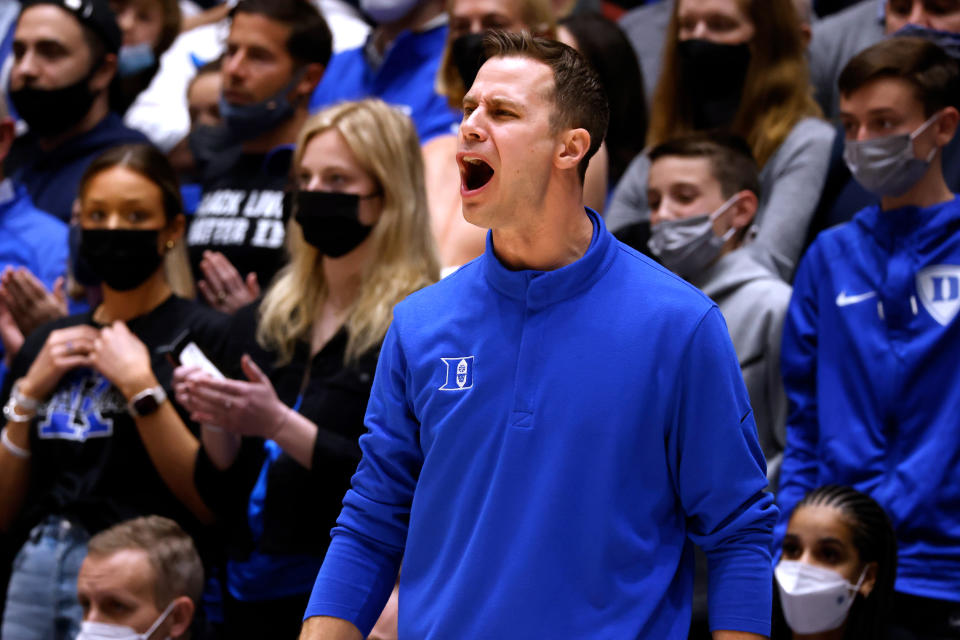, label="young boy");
[777,36,960,637]
[647,132,791,480]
